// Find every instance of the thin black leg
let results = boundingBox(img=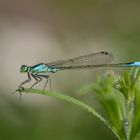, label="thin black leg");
[43,77,48,93]
[20,73,52,94]
[29,74,42,89]
[18,73,31,88]
[37,74,52,93]
[17,73,31,101]
[19,91,22,101]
